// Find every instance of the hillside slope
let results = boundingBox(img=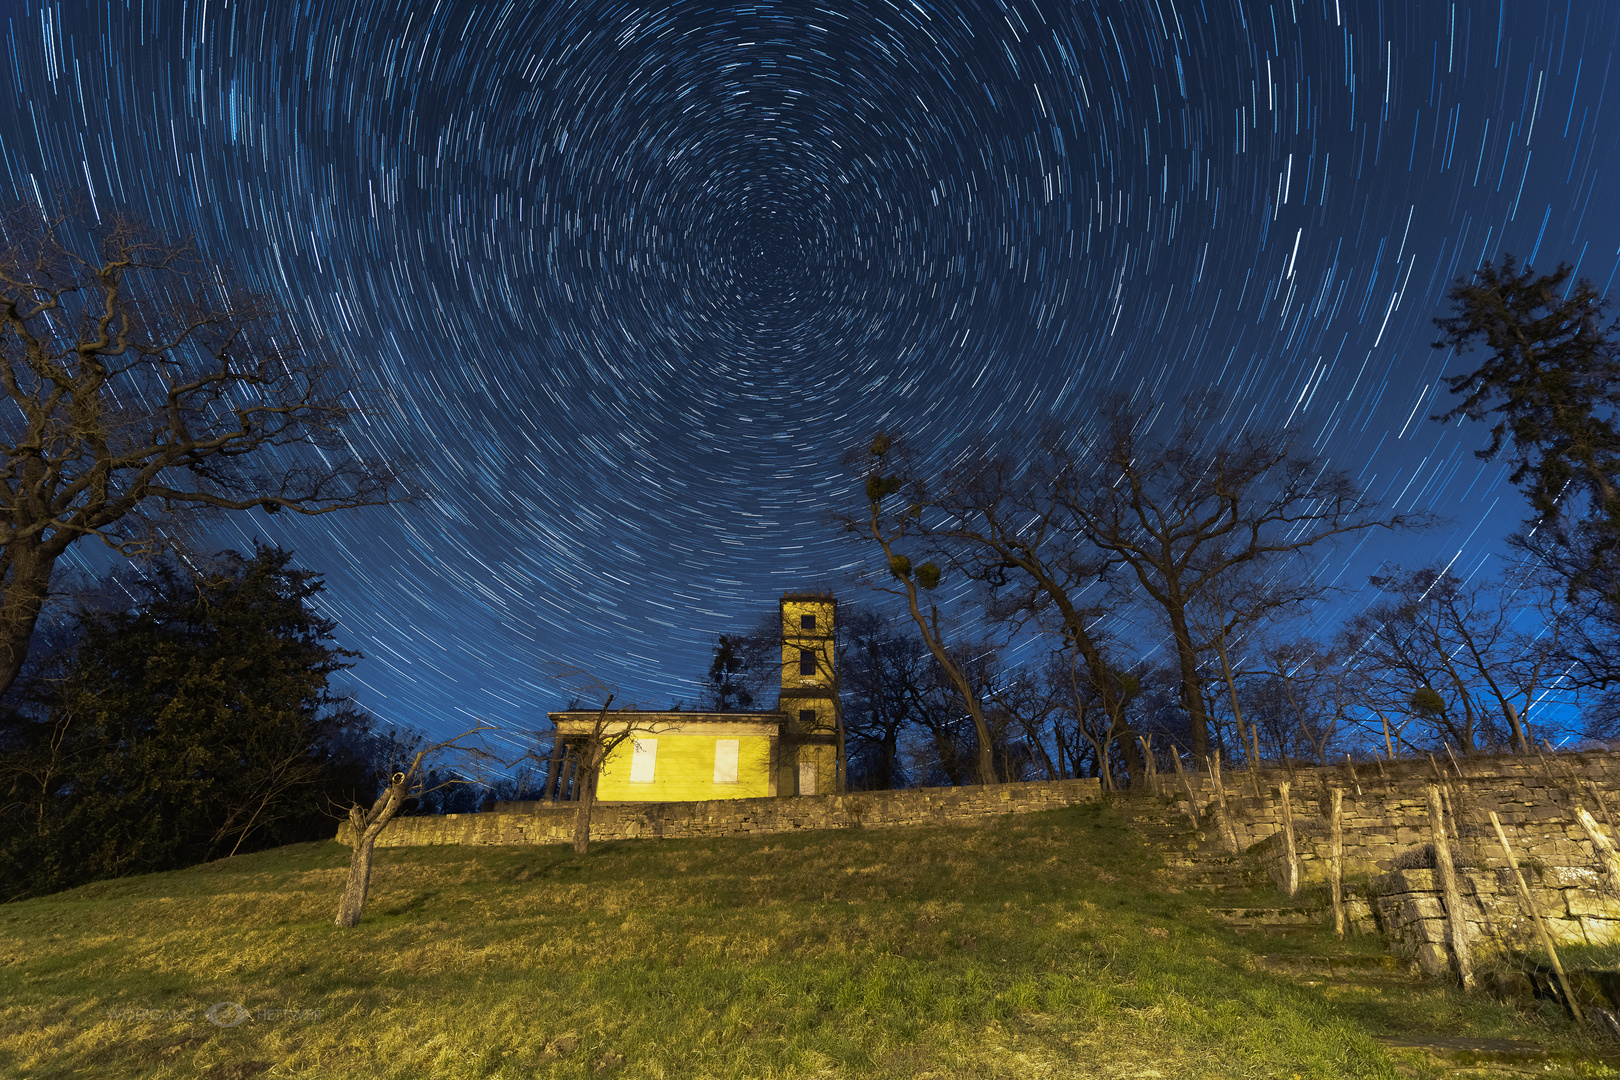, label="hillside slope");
[0,801,1613,1078]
